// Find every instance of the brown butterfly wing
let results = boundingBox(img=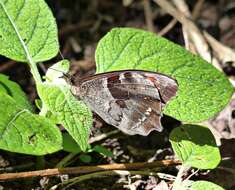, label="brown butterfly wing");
[72,70,178,136]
